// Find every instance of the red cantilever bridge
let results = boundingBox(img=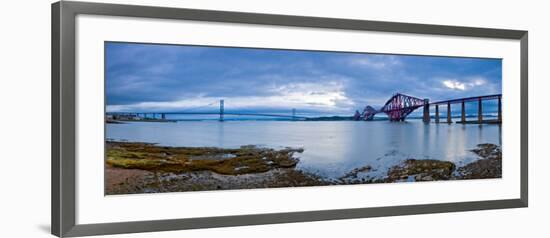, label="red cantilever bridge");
[354,93,502,123]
